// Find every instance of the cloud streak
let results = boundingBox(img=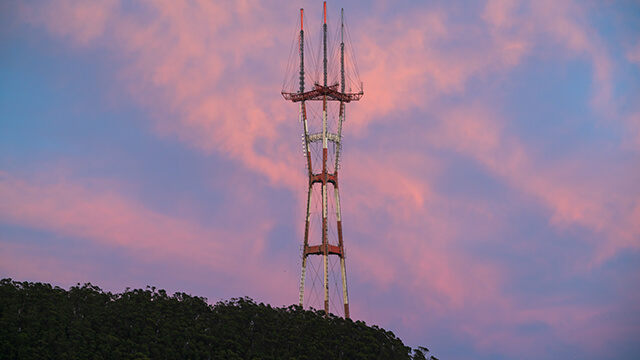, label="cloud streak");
[0,171,299,304]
